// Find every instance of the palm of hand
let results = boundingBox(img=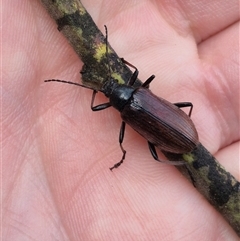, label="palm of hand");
[3,0,239,240]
